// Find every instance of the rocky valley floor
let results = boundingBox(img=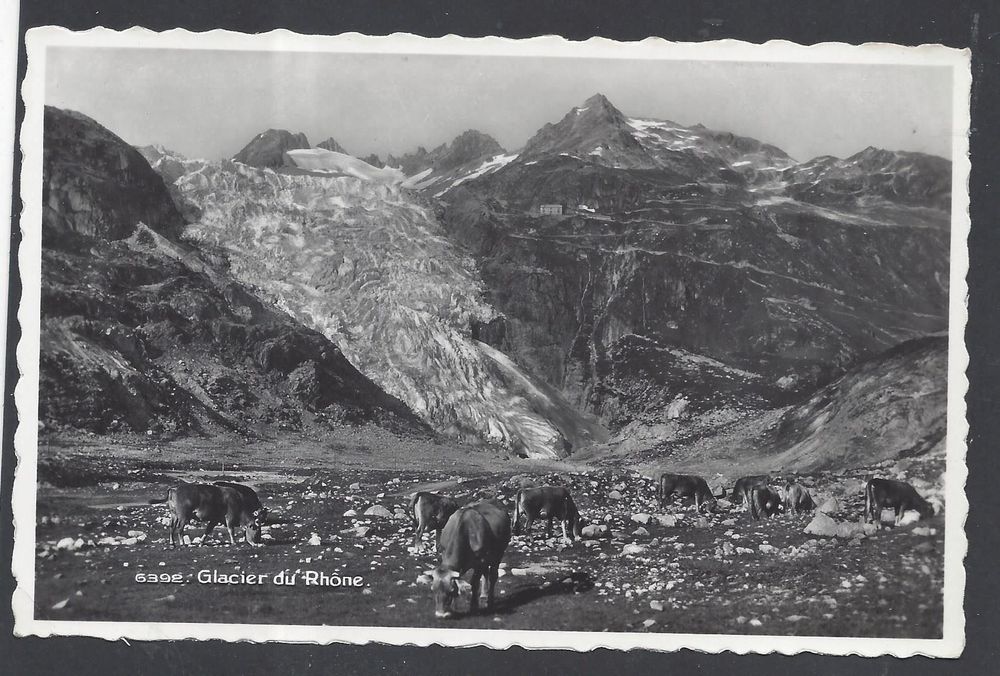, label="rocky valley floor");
[28,429,945,639]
